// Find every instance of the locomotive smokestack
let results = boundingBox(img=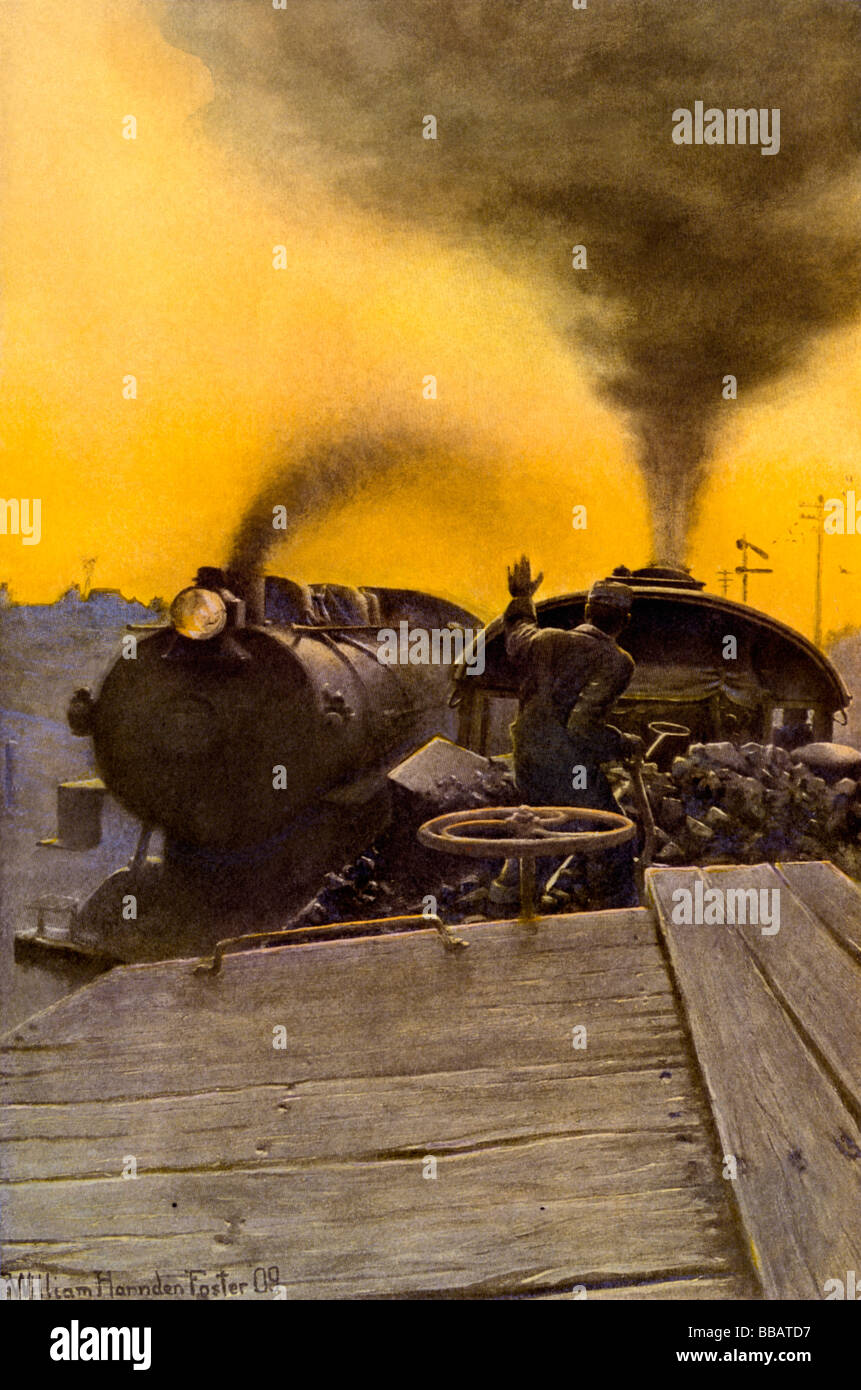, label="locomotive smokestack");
[189,567,255,628]
[225,568,265,626]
